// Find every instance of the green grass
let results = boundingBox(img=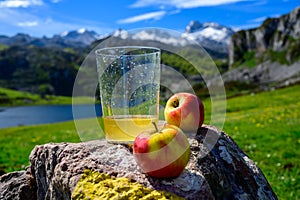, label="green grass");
[0,118,104,173]
[0,121,79,172]
[0,44,8,51]
[0,84,299,199]
[0,87,94,106]
[216,85,300,199]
